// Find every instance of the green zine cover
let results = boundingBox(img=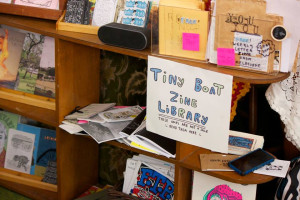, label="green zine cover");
[0,27,26,89]
[0,111,20,167]
[15,32,45,94]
